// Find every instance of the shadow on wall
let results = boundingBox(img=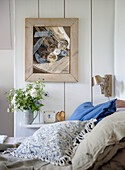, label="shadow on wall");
[0,88,14,136]
[115,79,124,98]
